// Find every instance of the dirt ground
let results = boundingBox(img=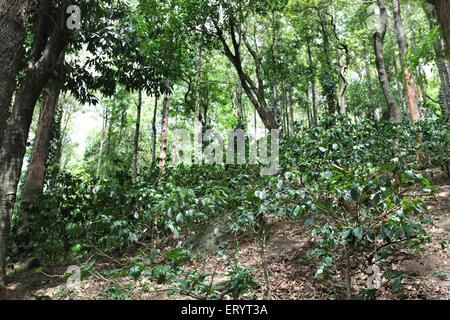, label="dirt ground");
[4,173,449,300]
